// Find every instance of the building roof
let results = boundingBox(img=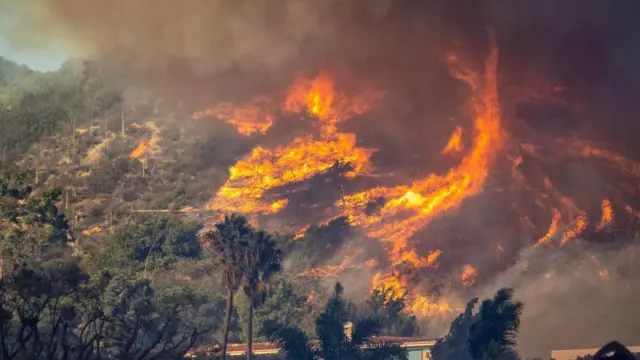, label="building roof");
[187,336,436,357]
[551,346,640,360]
